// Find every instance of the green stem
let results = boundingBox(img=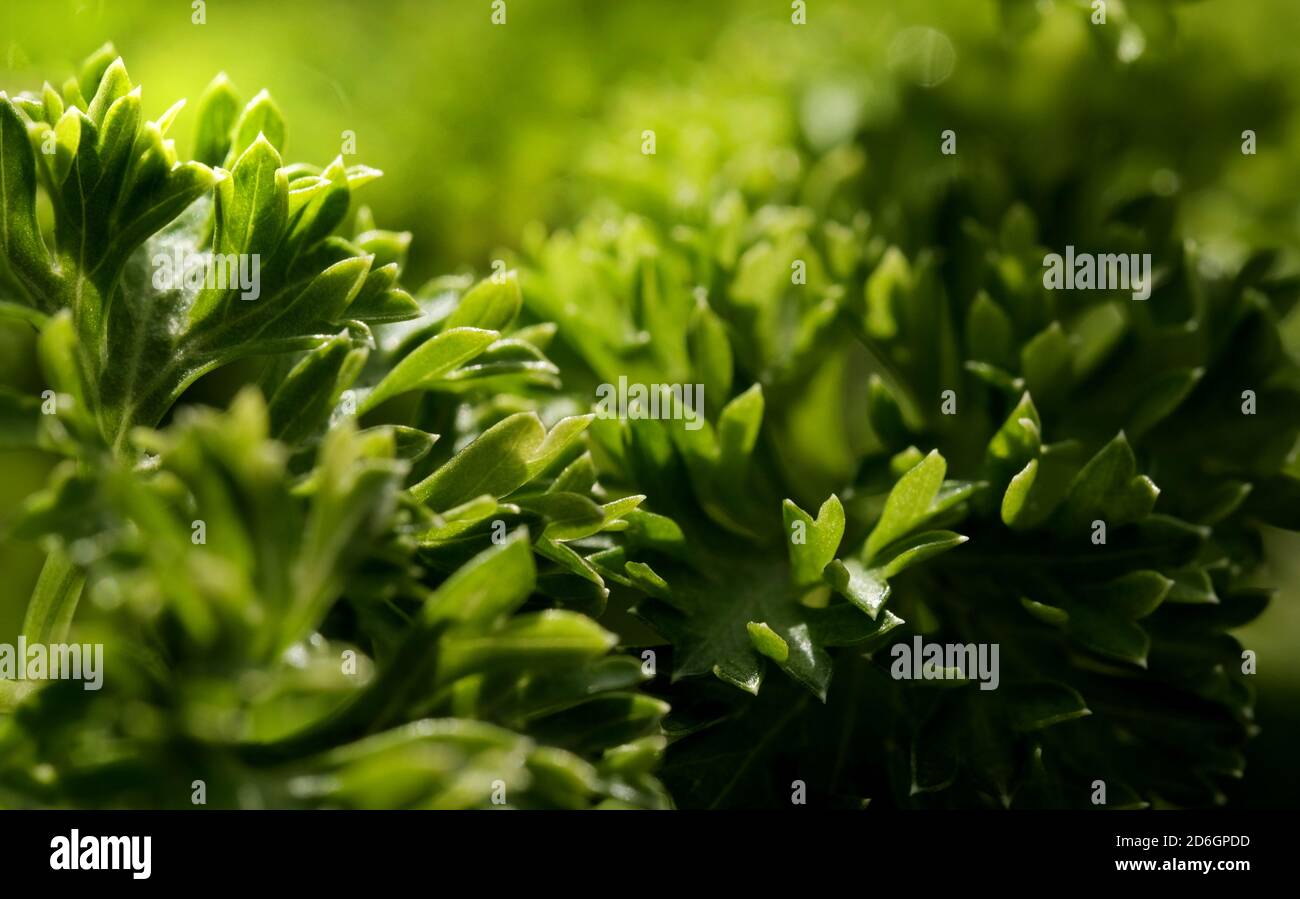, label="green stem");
[21,546,85,644]
[1,548,85,712]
